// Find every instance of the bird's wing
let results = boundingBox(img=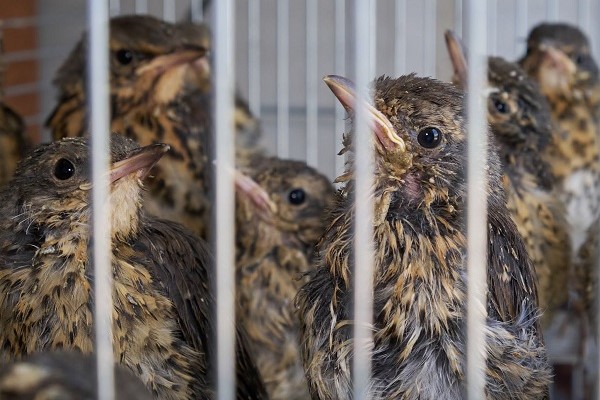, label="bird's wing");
[487,208,540,326]
[136,217,267,399]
